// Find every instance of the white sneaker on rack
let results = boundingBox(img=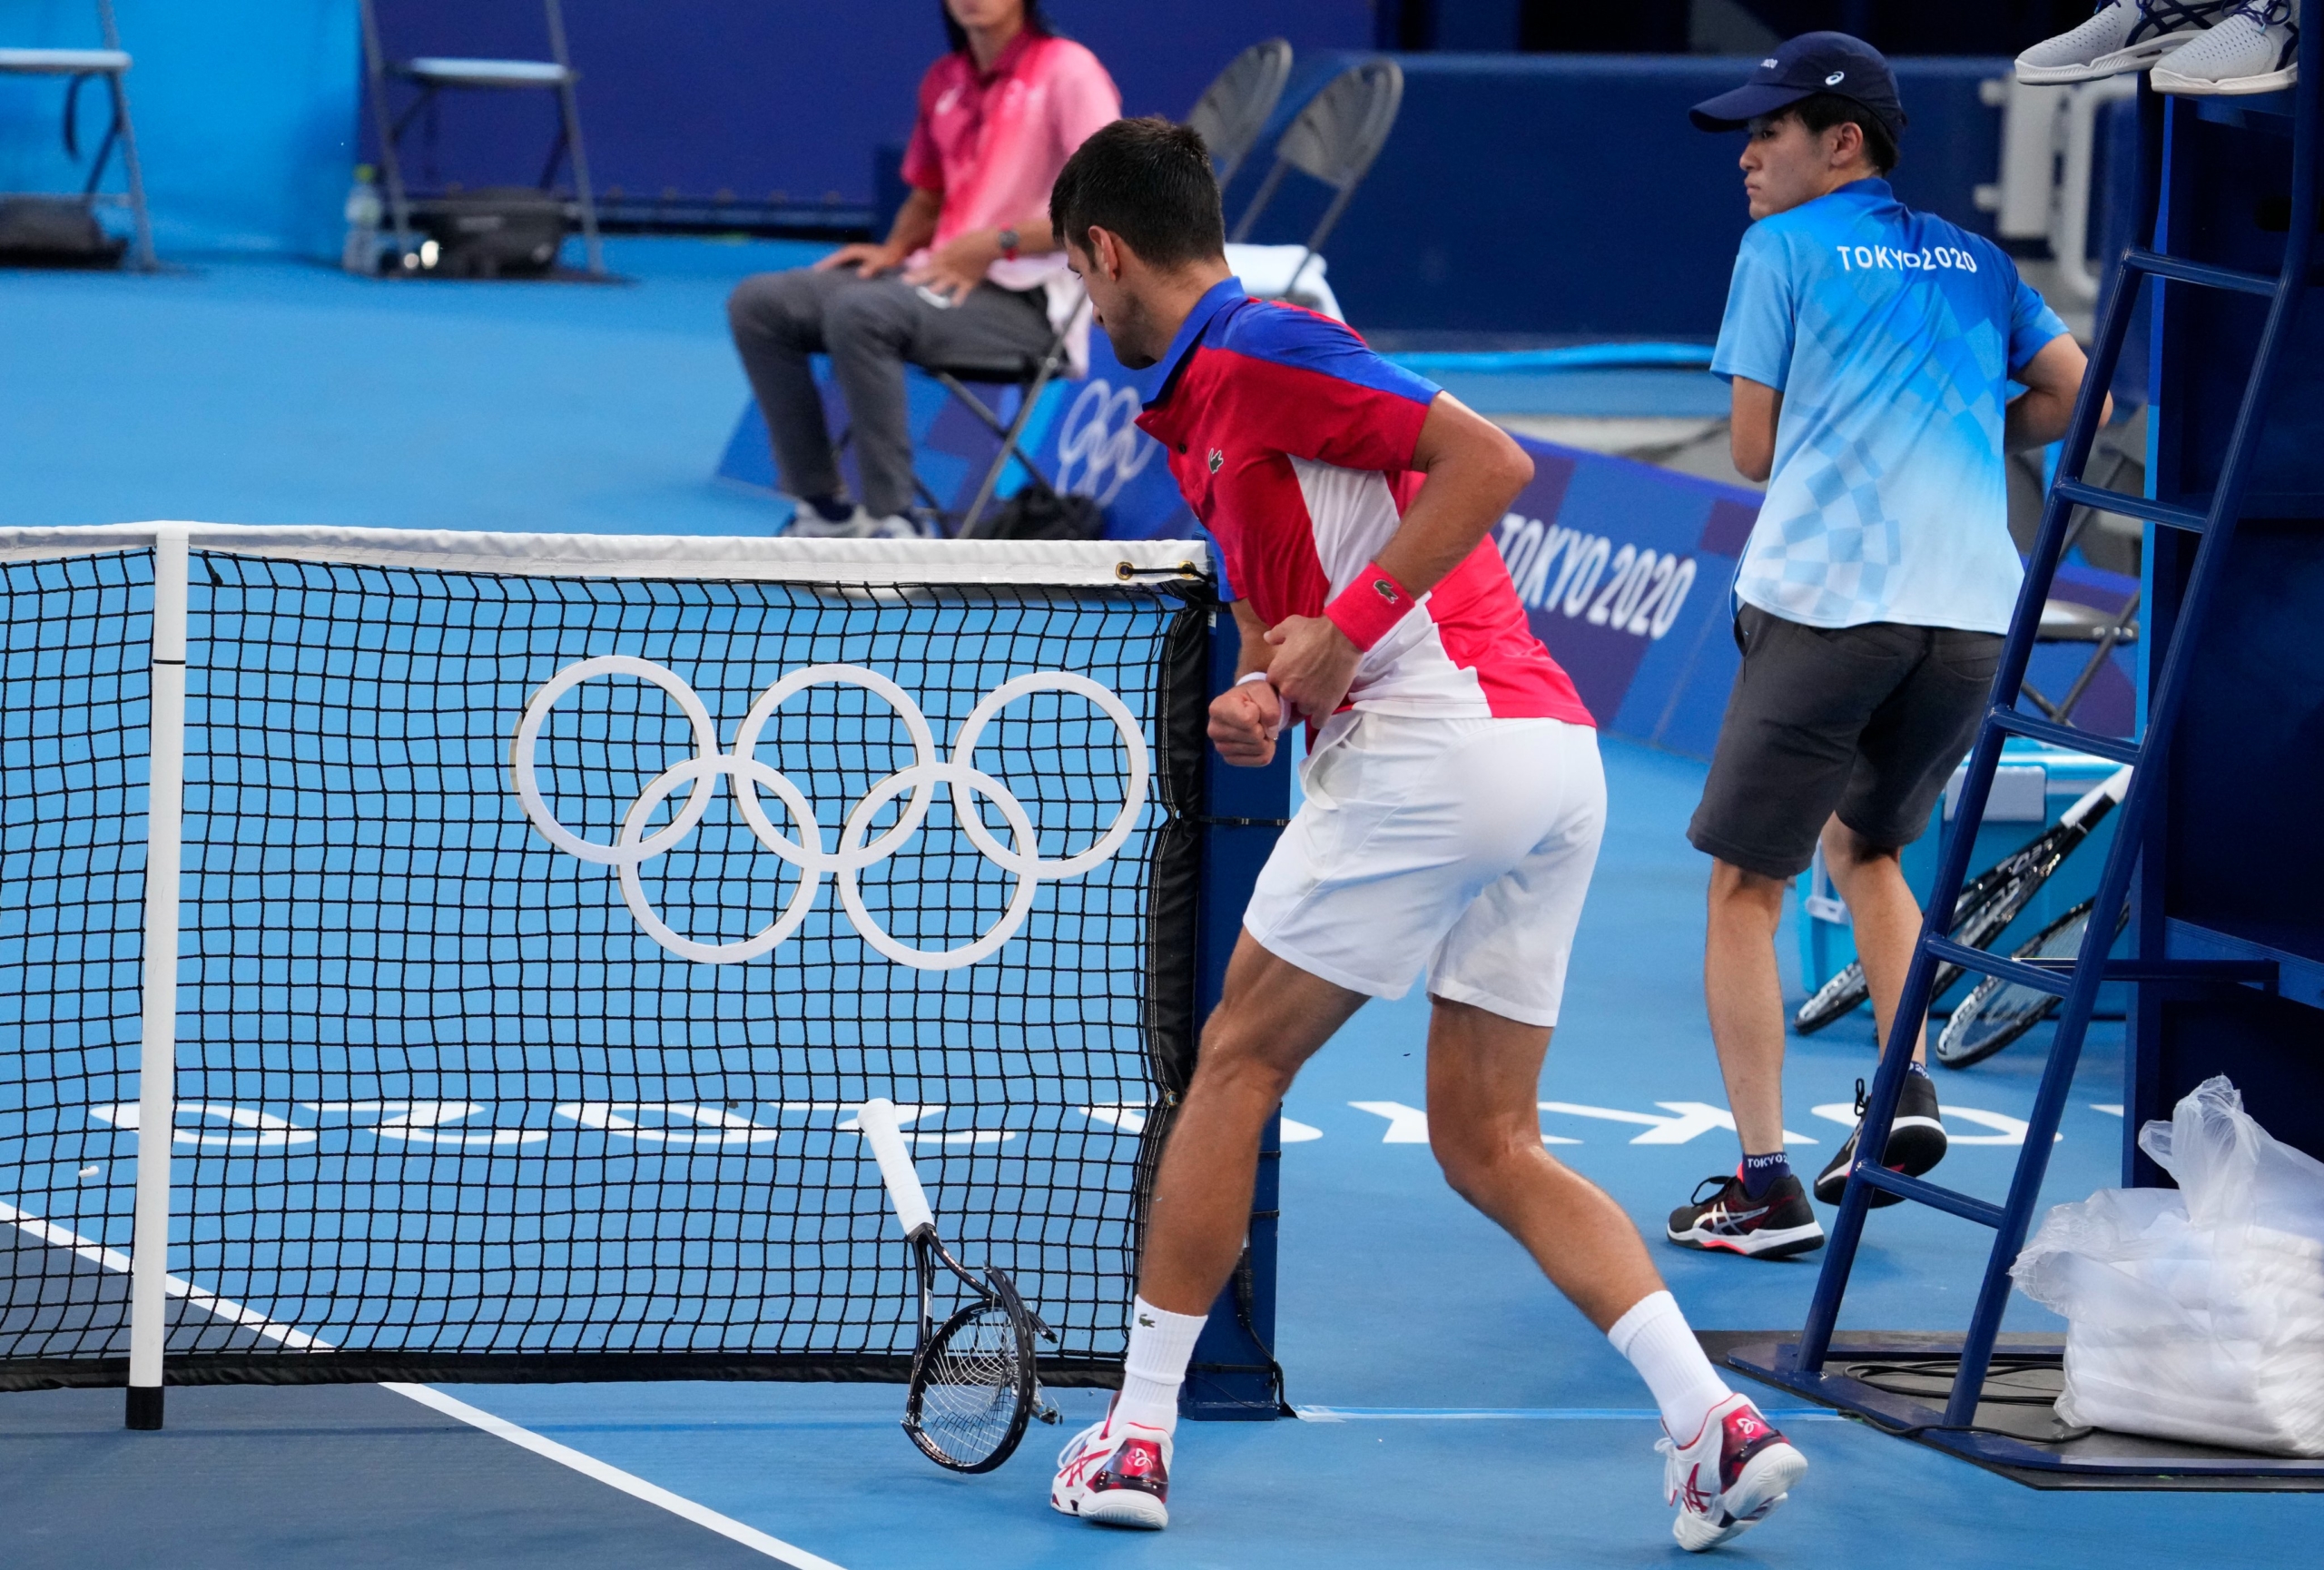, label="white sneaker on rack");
[2152,0,2300,94]
[2017,0,2245,84]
